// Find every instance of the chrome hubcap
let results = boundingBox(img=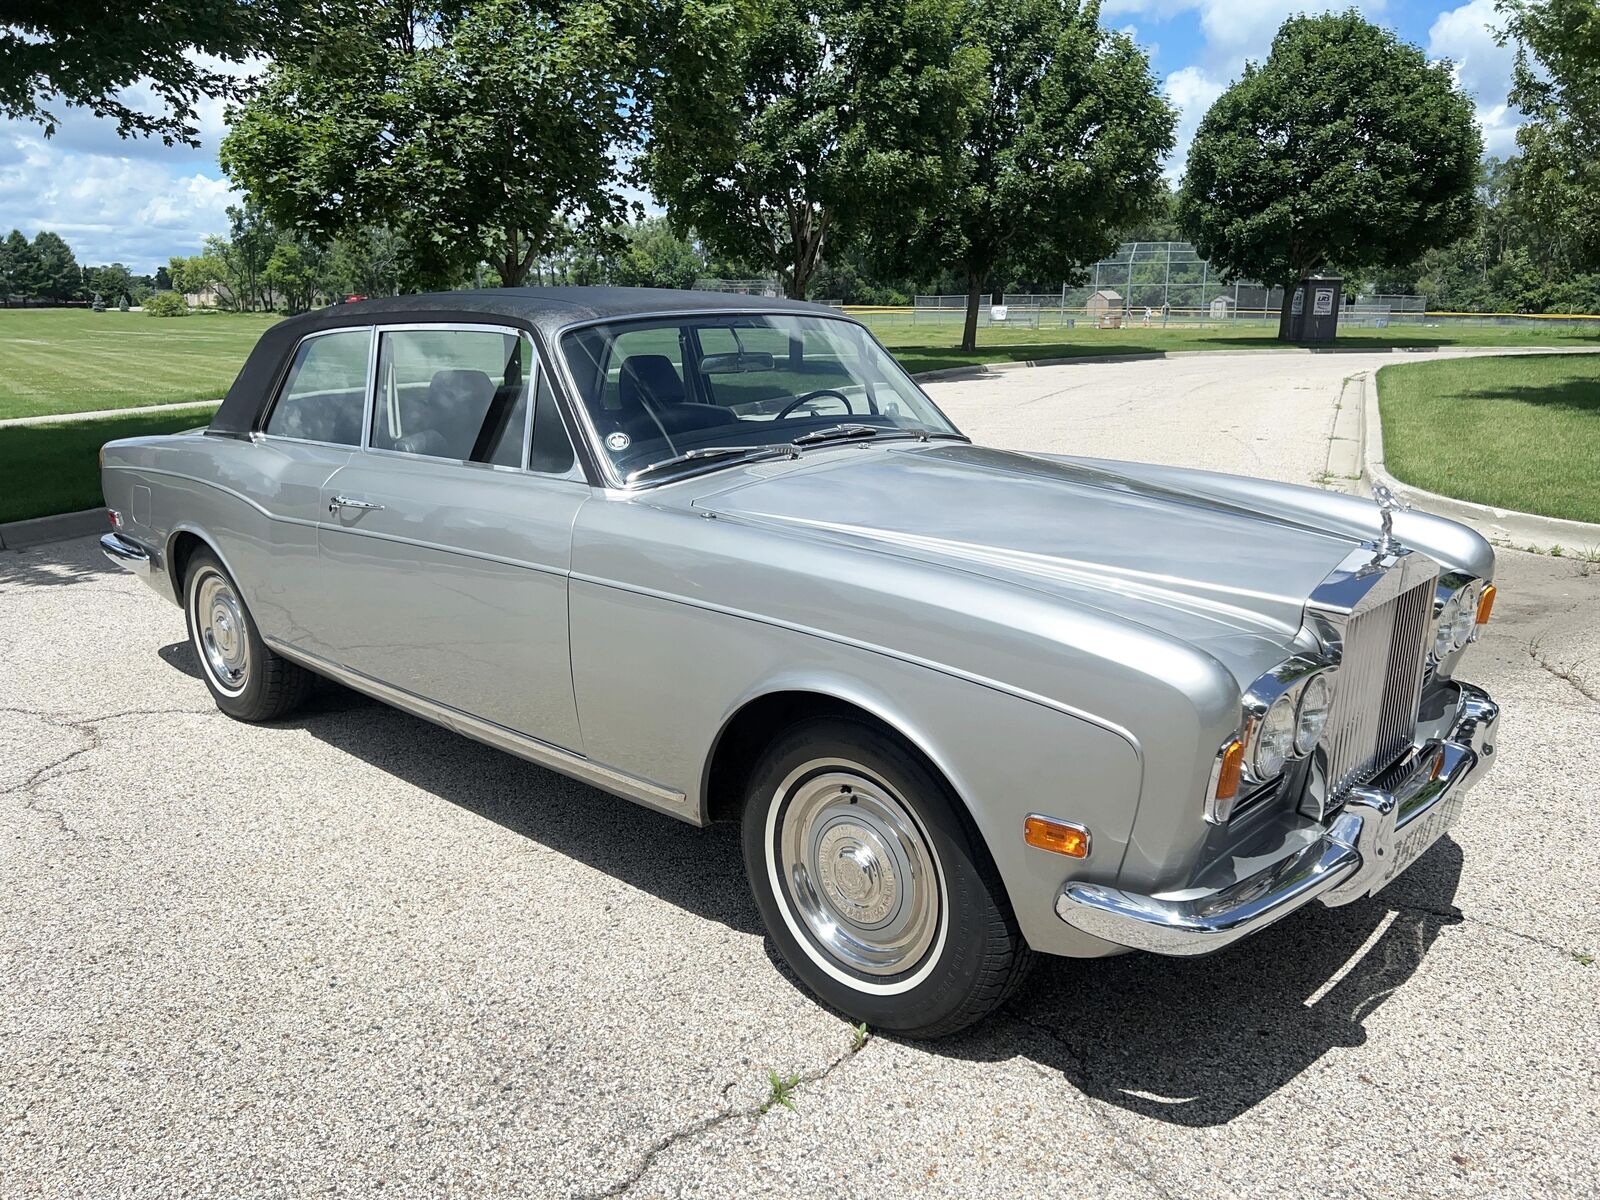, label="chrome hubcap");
[195,573,249,692]
[777,769,942,977]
